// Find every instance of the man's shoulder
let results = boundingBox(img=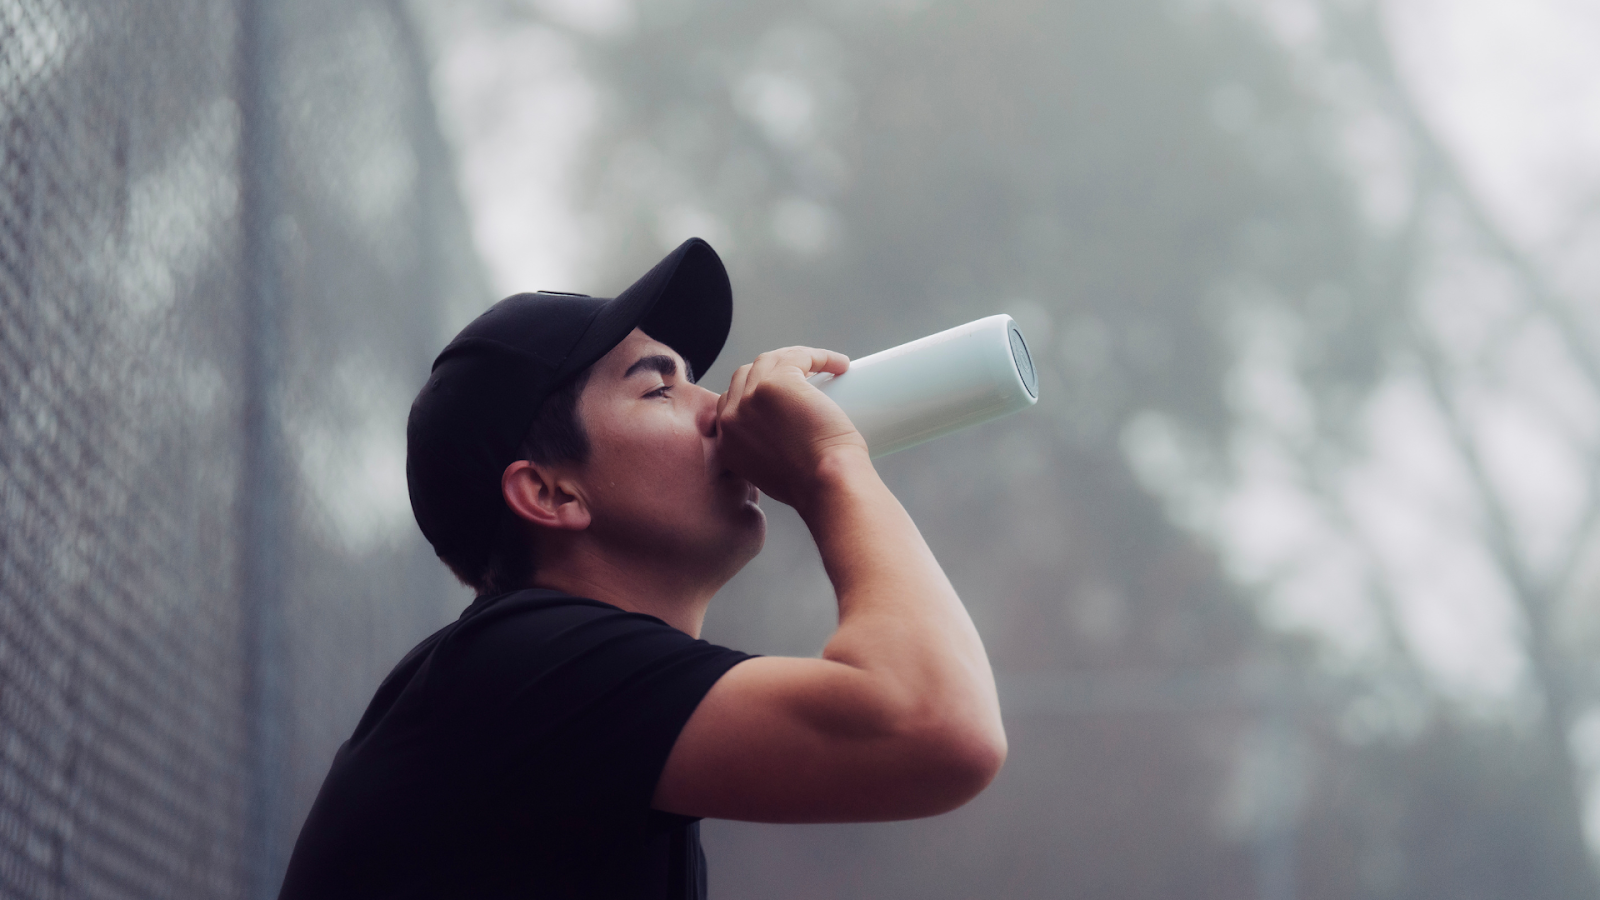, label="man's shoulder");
[463,587,633,619]
[455,587,675,642]
[439,588,713,685]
